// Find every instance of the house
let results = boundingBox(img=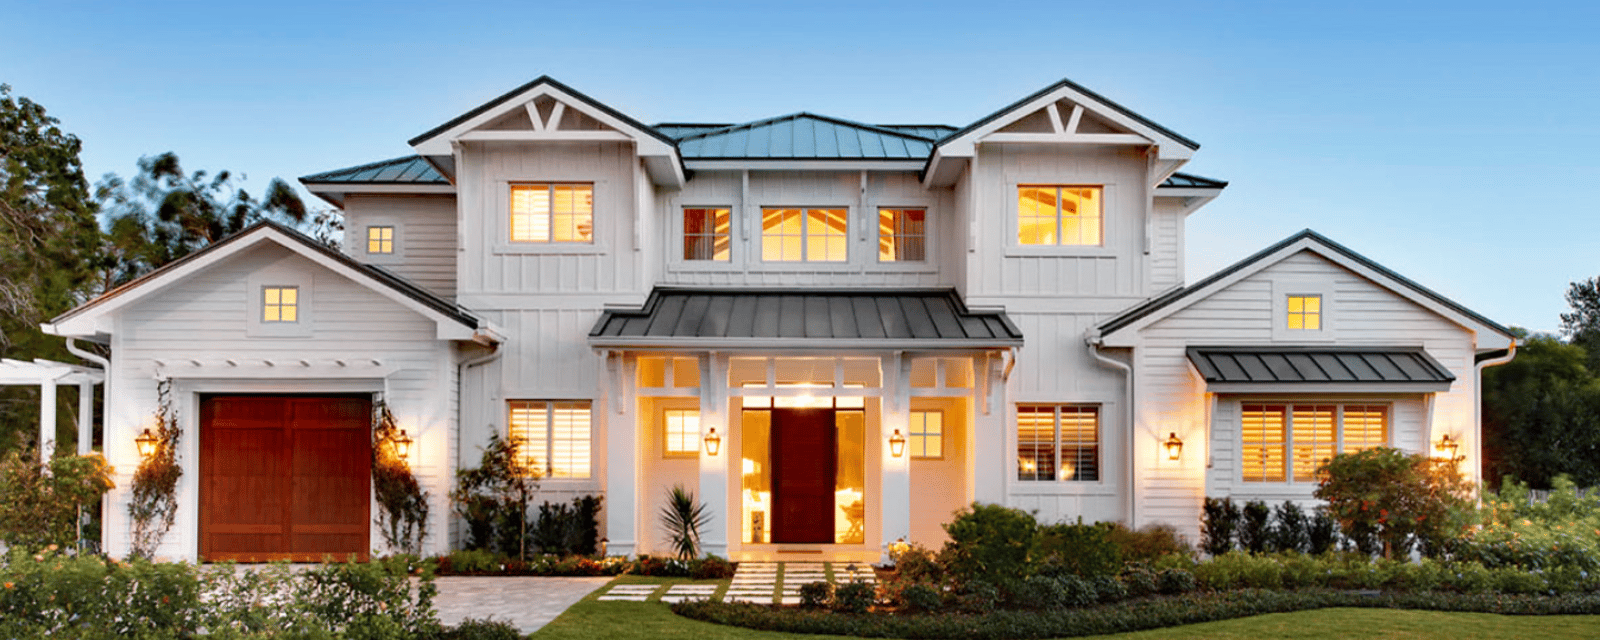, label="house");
[45,76,1515,562]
